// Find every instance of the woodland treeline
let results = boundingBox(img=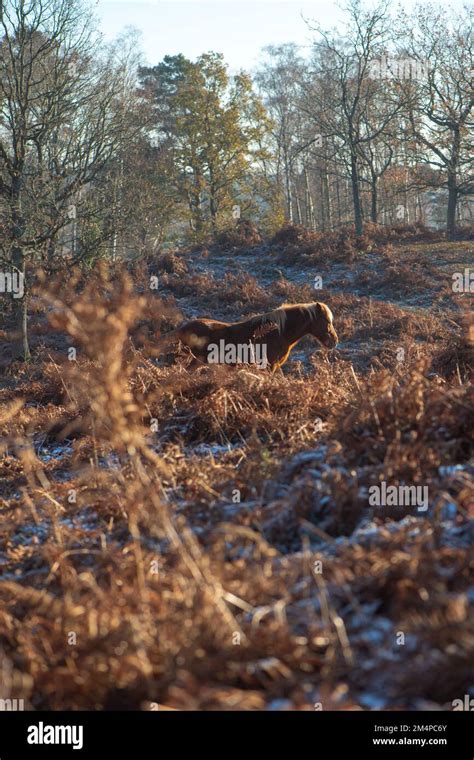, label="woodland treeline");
[0,0,472,356]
